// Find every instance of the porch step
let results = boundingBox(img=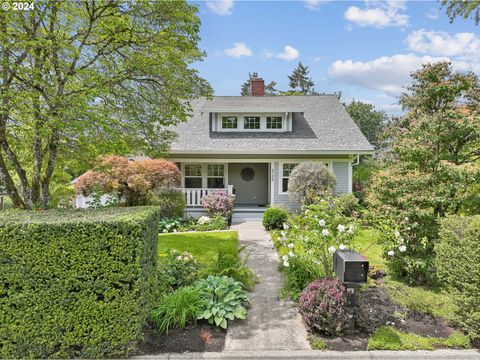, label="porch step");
[232,211,265,223]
